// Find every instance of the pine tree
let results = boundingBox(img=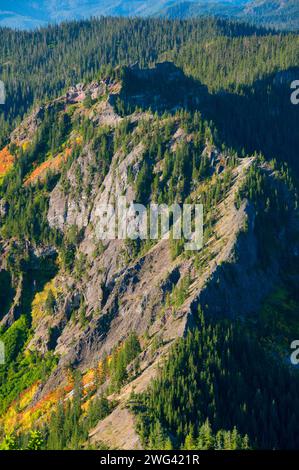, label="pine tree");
[27,430,44,450]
